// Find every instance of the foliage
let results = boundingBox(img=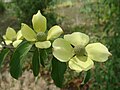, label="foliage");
[0,48,9,69]
[0,0,5,14]
[10,41,33,79]
[62,0,120,89]
[103,0,120,89]
[80,0,120,89]
[12,0,59,28]
[1,0,119,89]
[51,57,67,88]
